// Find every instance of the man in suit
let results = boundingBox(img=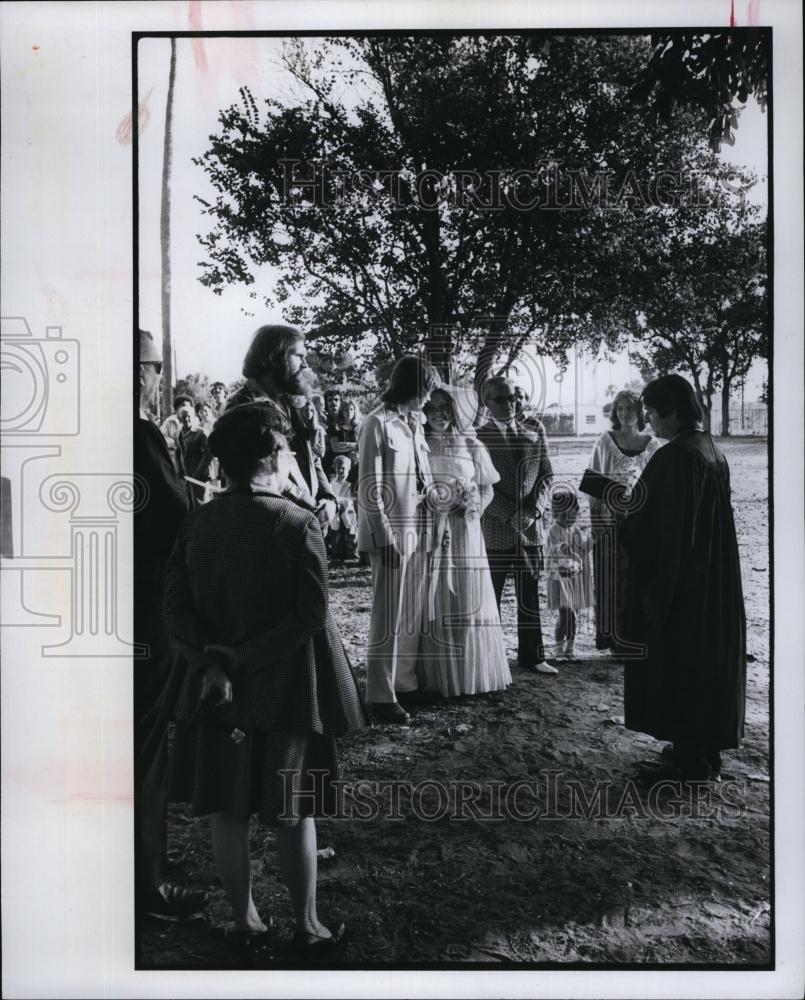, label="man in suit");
[357,356,440,724]
[477,376,558,675]
[134,329,208,923]
[226,324,336,529]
